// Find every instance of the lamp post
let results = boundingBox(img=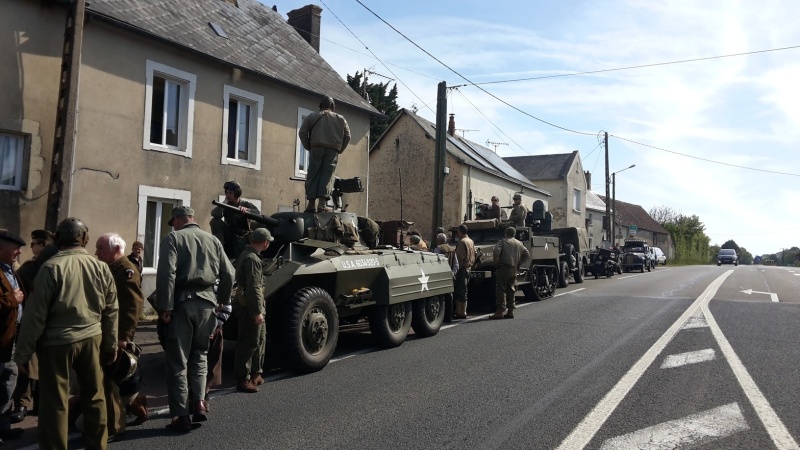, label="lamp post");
[610,164,636,246]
